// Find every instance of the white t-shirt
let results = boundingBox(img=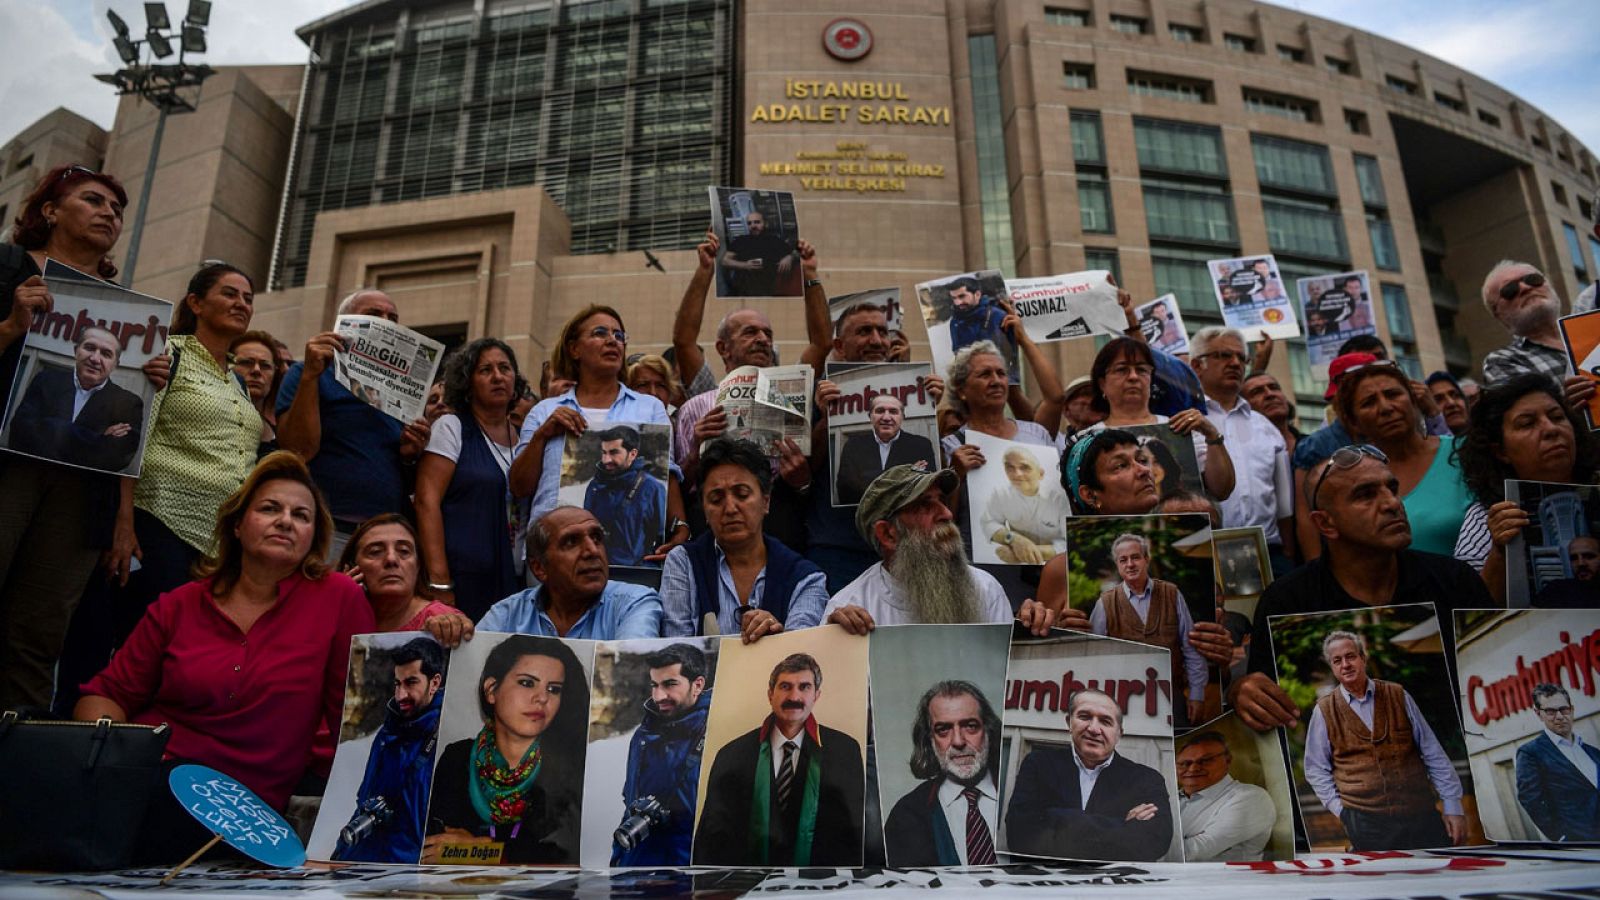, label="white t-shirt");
[424,414,515,476]
[824,561,1012,626]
